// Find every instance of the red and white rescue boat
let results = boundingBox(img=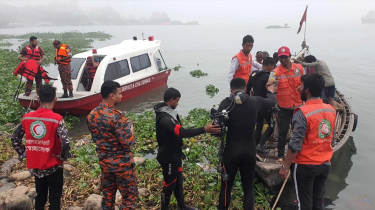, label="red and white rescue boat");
[18,36,171,115]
